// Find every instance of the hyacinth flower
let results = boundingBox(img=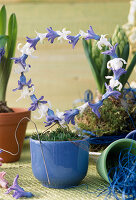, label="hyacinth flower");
[6,175,34,199]
[56,28,71,42]
[13,74,33,91]
[107,57,127,70]
[113,68,127,80]
[79,30,88,39]
[28,94,49,119]
[67,34,81,48]
[17,43,34,56]
[0,47,5,63]
[55,109,66,127]
[102,43,118,58]
[13,74,34,101]
[88,100,103,118]
[97,35,112,50]
[85,26,100,40]
[35,31,47,43]
[29,94,47,111]
[14,63,31,74]
[102,83,121,100]
[64,109,79,125]
[26,36,40,50]
[105,76,123,91]
[11,54,30,69]
[44,108,61,127]
[46,27,60,43]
